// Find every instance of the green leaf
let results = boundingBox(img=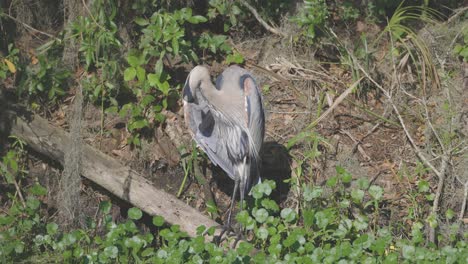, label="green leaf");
[445,209,455,220]
[326,176,338,187]
[172,38,179,55]
[157,81,170,96]
[124,67,136,81]
[155,113,166,123]
[315,211,330,229]
[47,222,59,235]
[26,197,40,210]
[153,216,165,227]
[369,185,383,200]
[187,15,207,24]
[353,214,369,231]
[252,181,274,199]
[256,227,269,240]
[127,56,140,67]
[260,198,279,212]
[99,201,111,214]
[128,207,143,220]
[128,119,149,131]
[225,52,244,64]
[236,210,249,224]
[280,208,296,223]
[357,177,369,189]
[426,213,438,228]
[15,242,24,254]
[141,248,154,257]
[147,73,159,86]
[417,180,430,193]
[303,209,314,228]
[29,184,47,196]
[402,244,415,259]
[303,186,322,201]
[155,59,163,78]
[103,246,118,259]
[253,208,269,223]
[134,17,149,26]
[141,95,155,107]
[351,189,365,204]
[136,66,146,82]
